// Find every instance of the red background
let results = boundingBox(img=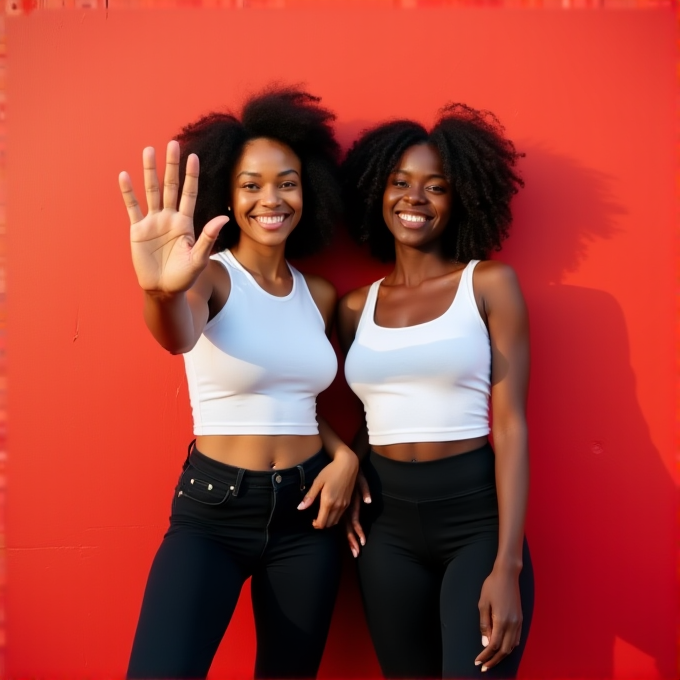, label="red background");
[5,8,677,679]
